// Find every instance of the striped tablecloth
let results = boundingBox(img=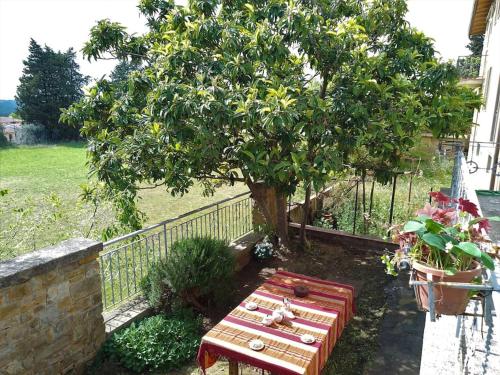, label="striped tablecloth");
[197,270,355,375]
